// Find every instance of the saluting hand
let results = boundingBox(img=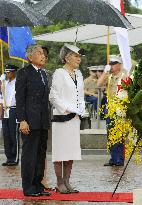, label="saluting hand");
[20,121,30,135]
